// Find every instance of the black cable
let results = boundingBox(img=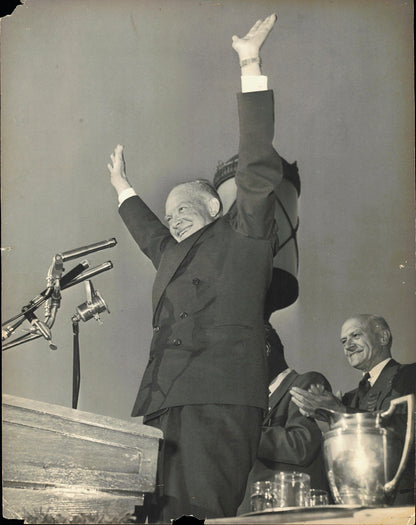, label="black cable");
[72,317,81,409]
[2,288,53,327]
